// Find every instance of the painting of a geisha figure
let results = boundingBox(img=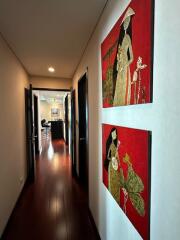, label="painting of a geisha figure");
[101,0,154,107]
[102,124,151,240]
